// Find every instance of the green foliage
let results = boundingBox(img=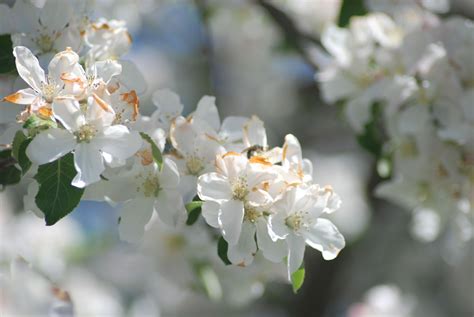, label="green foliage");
[23,114,58,137]
[11,130,32,174]
[338,0,368,27]
[185,200,202,226]
[291,266,305,294]
[356,103,384,157]
[0,150,21,186]
[217,236,231,265]
[139,132,163,170]
[34,153,84,225]
[0,35,15,74]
